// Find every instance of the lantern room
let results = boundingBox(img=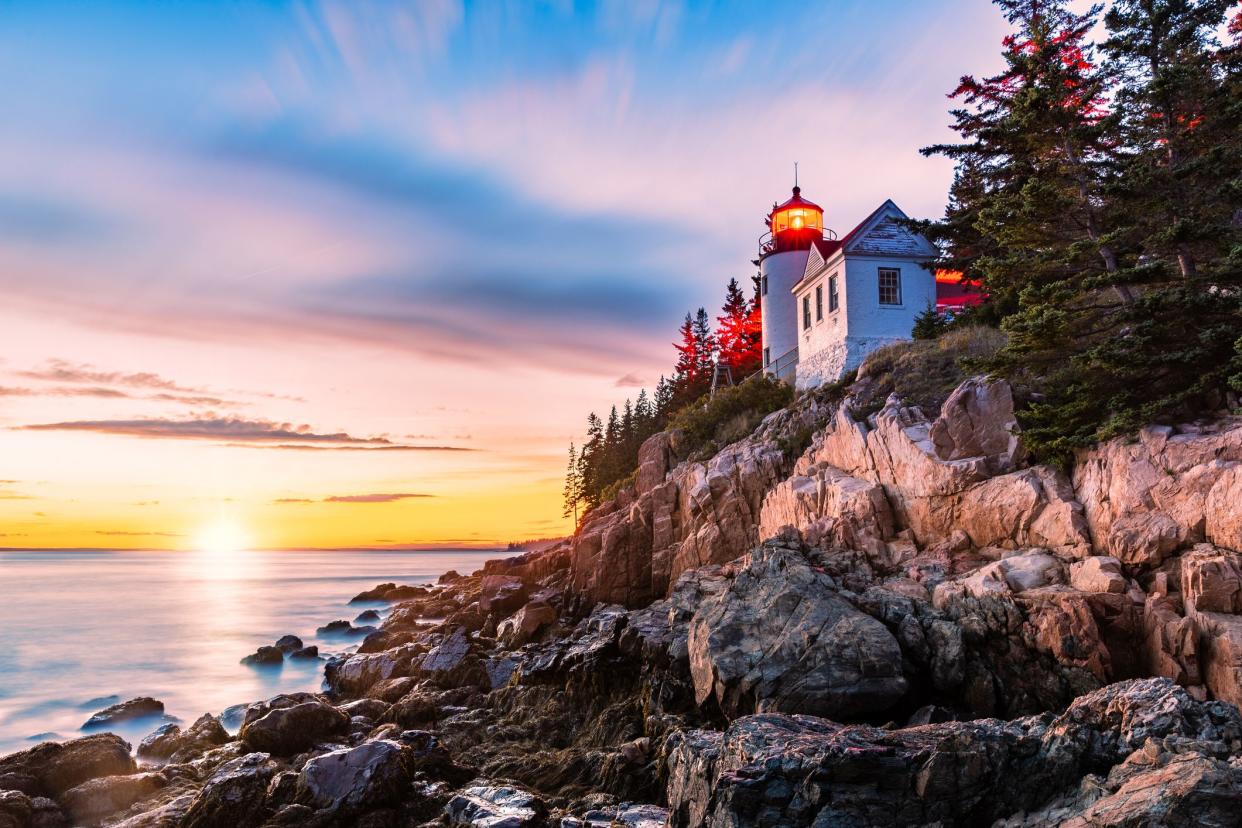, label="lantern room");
[763,186,824,256]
